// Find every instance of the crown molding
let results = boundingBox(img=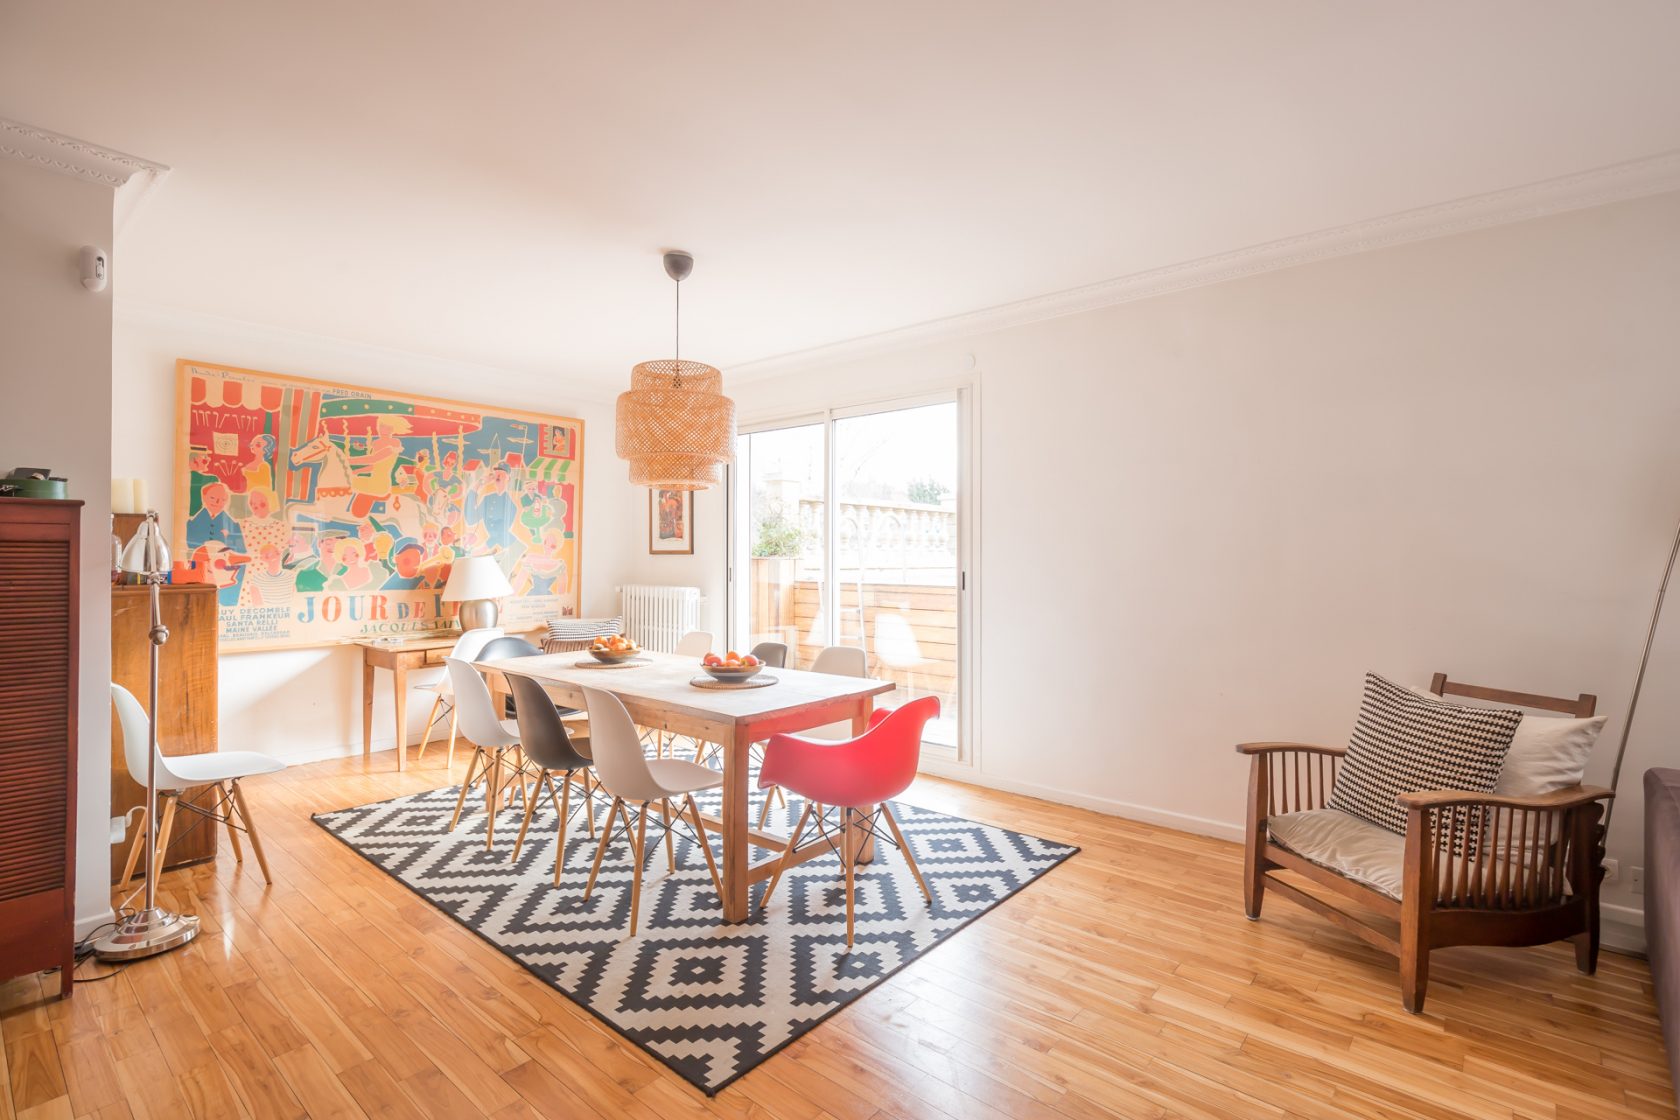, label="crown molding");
[730,150,1680,382]
[0,117,171,232]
